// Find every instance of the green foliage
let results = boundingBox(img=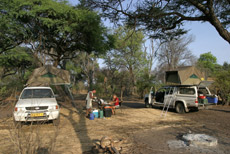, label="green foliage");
[102,26,158,96]
[222,62,230,71]
[0,76,25,99]
[65,52,99,90]
[0,86,7,98]
[215,70,230,105]
[1,0,114,66]
[0,47,32,68]
[0,0,26,54]
[83,0,230,43]
[104,26,146,89]
[198,52,217,67]
[113,26,145,68]
[136,69,156,98]
[197,52,218,77]
[0,47,33,80]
